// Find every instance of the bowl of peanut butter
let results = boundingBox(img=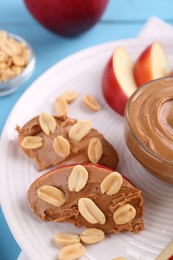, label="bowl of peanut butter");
[124,76,173,184]
[0,30,35,96]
